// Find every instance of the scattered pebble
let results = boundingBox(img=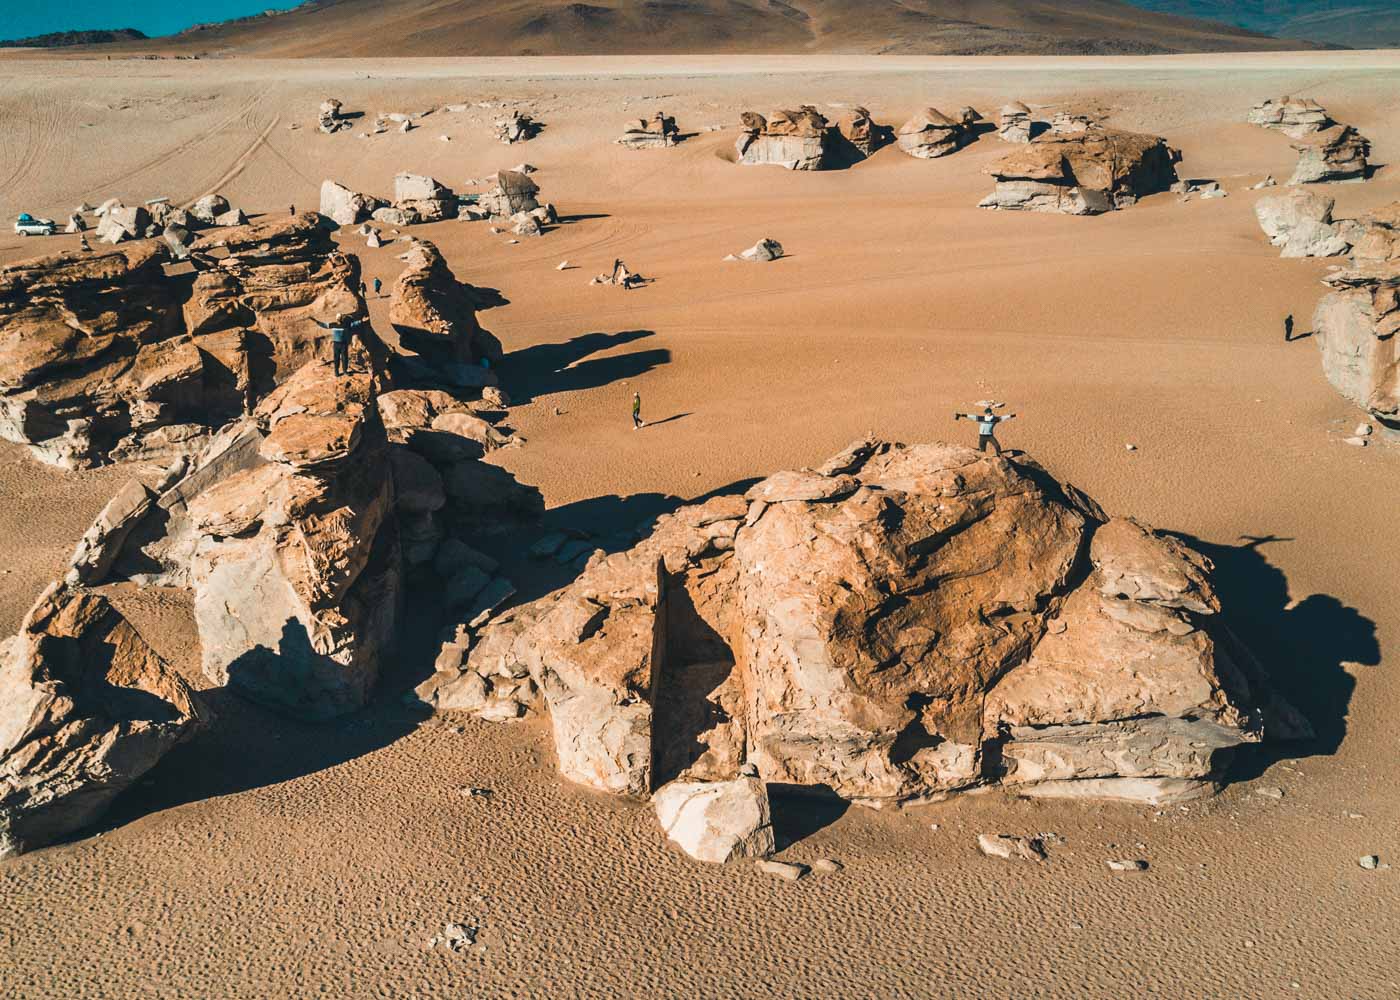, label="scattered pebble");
[1107,859,1149,872]
[556,260,573,270]
[428,922,478,952]
[1125,443,1137,451]
[1255,786,1285,800]
[811,859,843,875]
[977,833,1046,863]
[1359,855,1380,870]
[459,786,493,798]
[1355,423,1373,436]
[756,859,808,882]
